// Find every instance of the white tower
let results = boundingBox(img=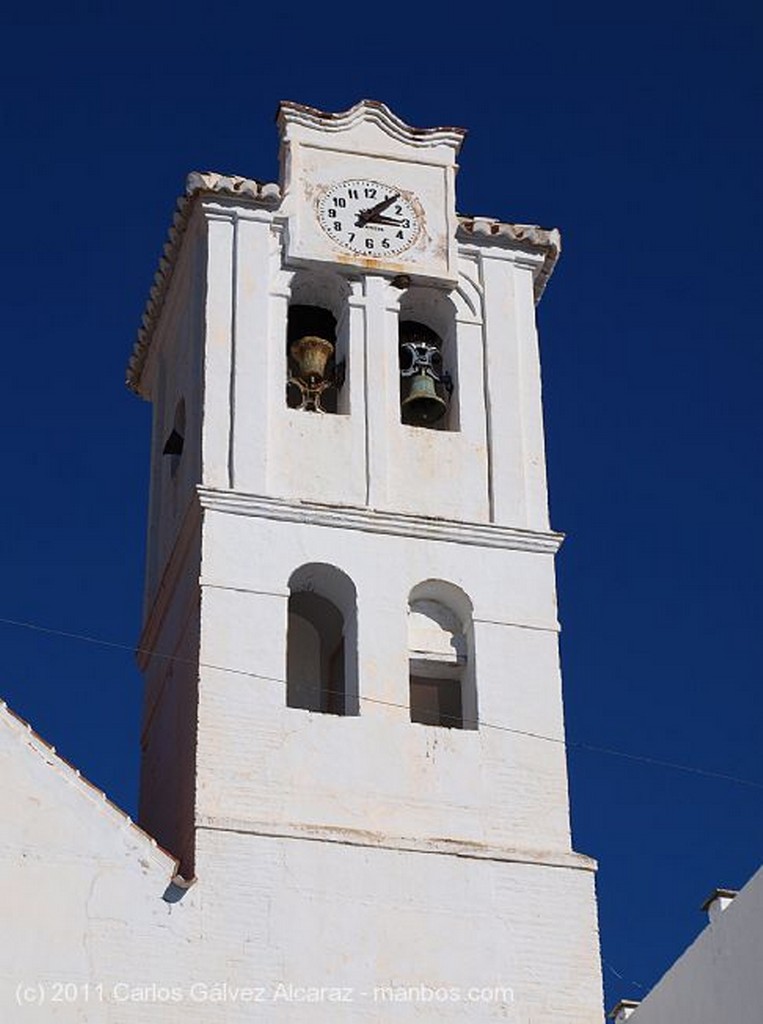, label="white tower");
[128,100,603,1021]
